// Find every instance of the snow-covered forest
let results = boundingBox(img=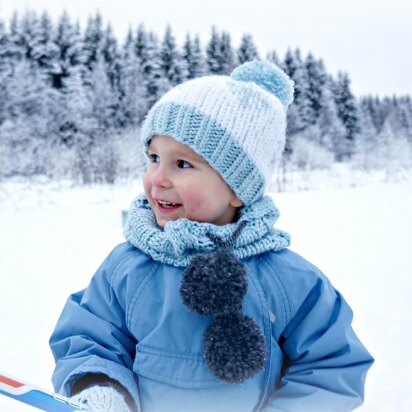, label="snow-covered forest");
[1,10,411,186]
